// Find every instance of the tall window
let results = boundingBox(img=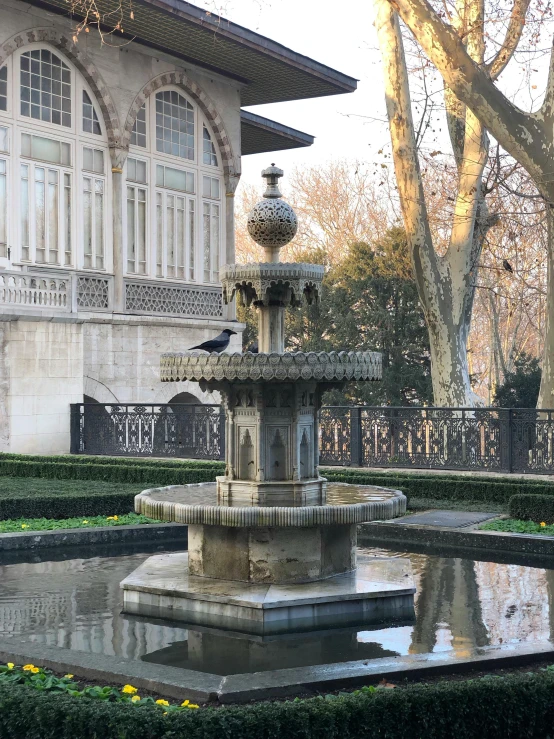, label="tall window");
[0,67,7,112]
[20,50,71,127]
[82,91,101,135]
[128,87,223,284]
[155,91,194,159]
[0,45,109,269]
[203,125,217,166]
